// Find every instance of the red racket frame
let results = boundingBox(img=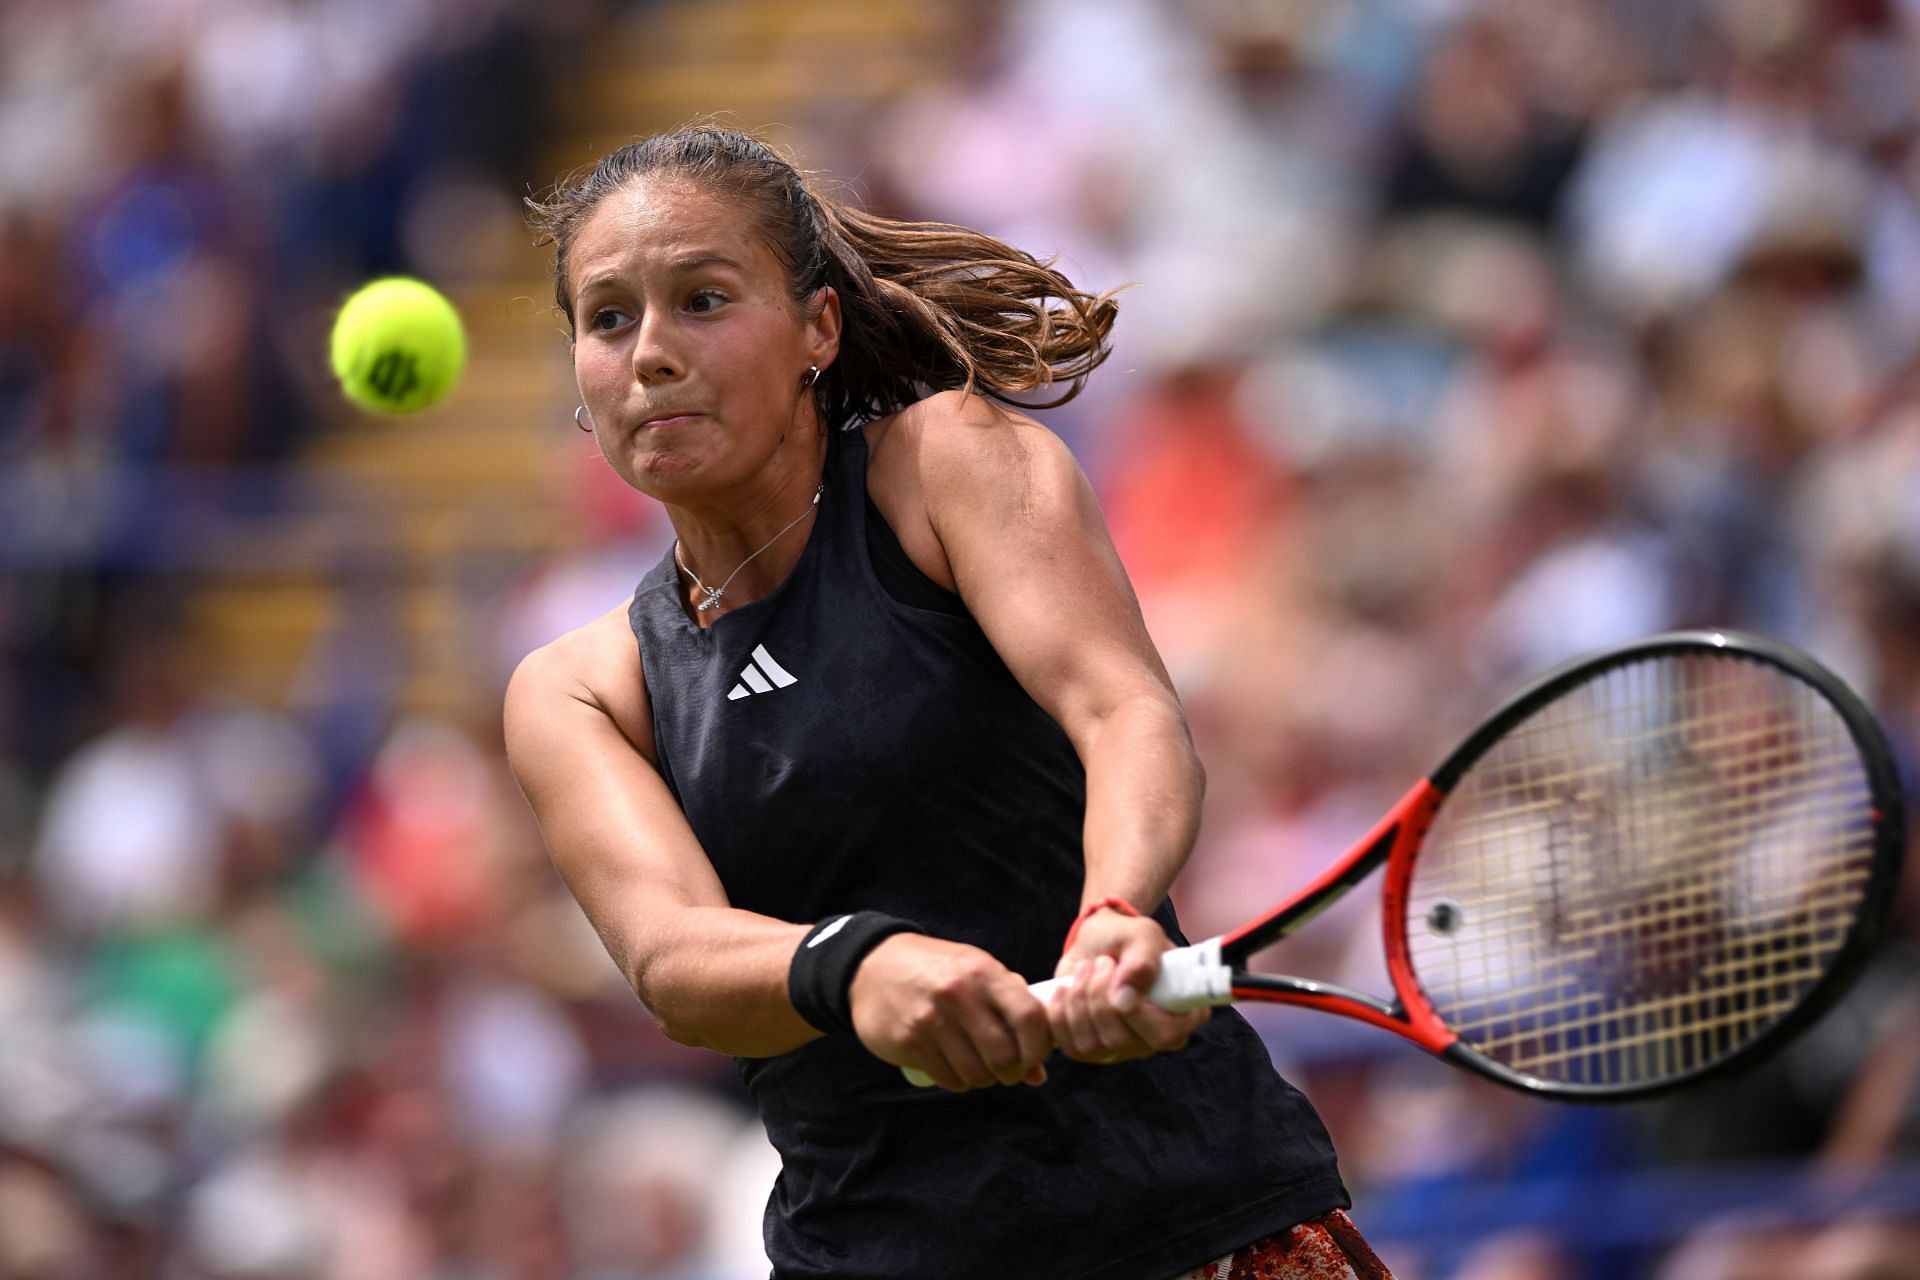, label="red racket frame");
[1196,630,1905,1101]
